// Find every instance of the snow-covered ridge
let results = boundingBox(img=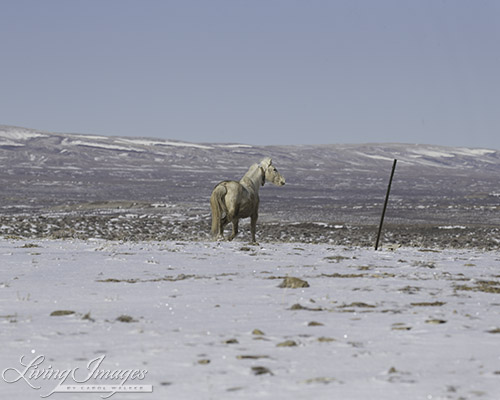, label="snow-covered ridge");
[357,153,394,162]
[0,139,25,147]
[348,143,498,170]
[410,147,496,158]
[0,126,49,141]
[215,144,253,149]
[0,125,49,147]
[118,138,214,150]
[62,139,147,153]
[0,125,498,173]
[0,125,217,151]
